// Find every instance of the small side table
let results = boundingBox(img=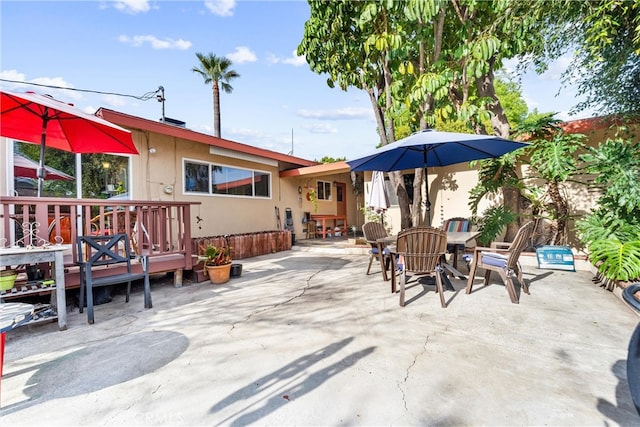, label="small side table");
[0,246,67,330]
[0,302,34,407]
